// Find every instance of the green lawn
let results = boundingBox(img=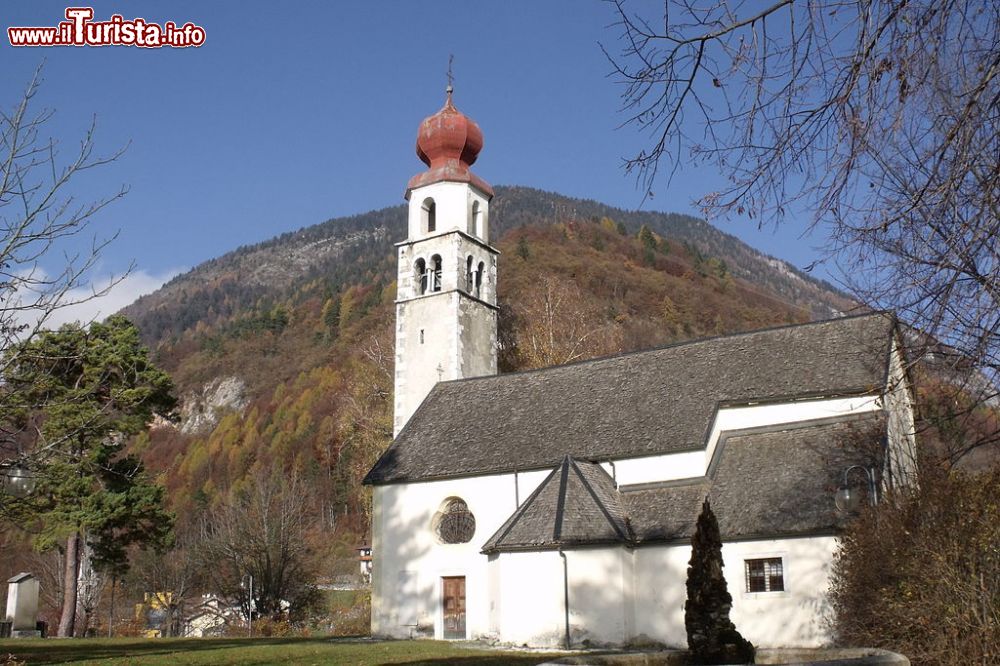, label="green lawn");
[0,636,563,666]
